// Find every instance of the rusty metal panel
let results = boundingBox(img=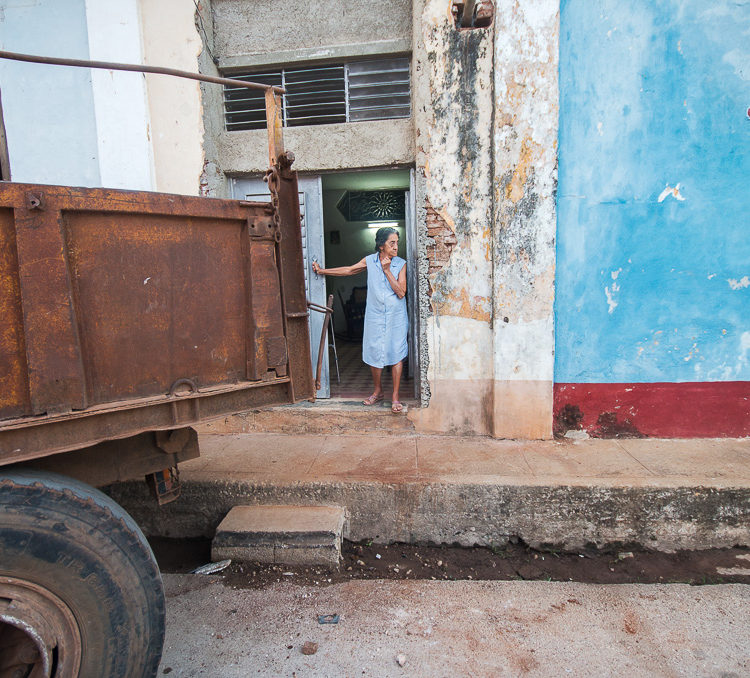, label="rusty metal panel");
[14,193,86,414]
[0,207,29,419]
[65,211,249,404]
[0,181,313,465]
